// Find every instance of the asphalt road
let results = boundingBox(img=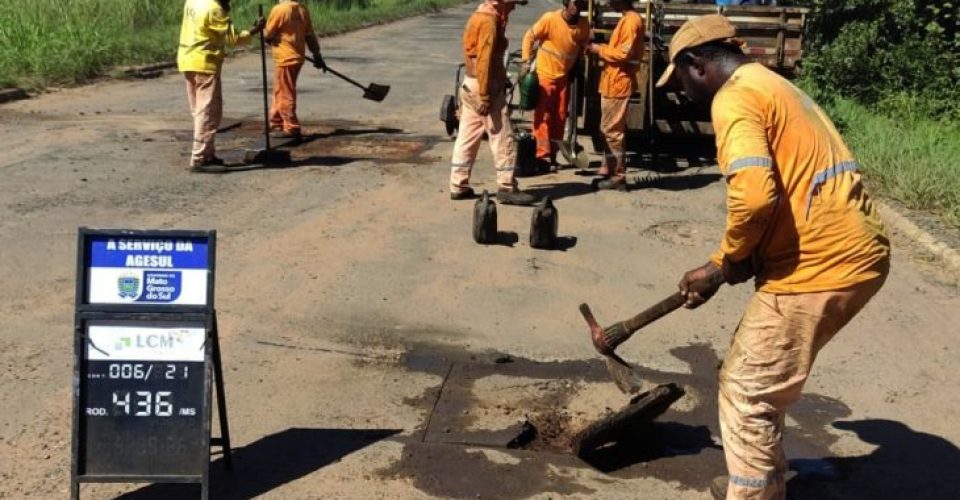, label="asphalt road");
[1,1,960,498]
